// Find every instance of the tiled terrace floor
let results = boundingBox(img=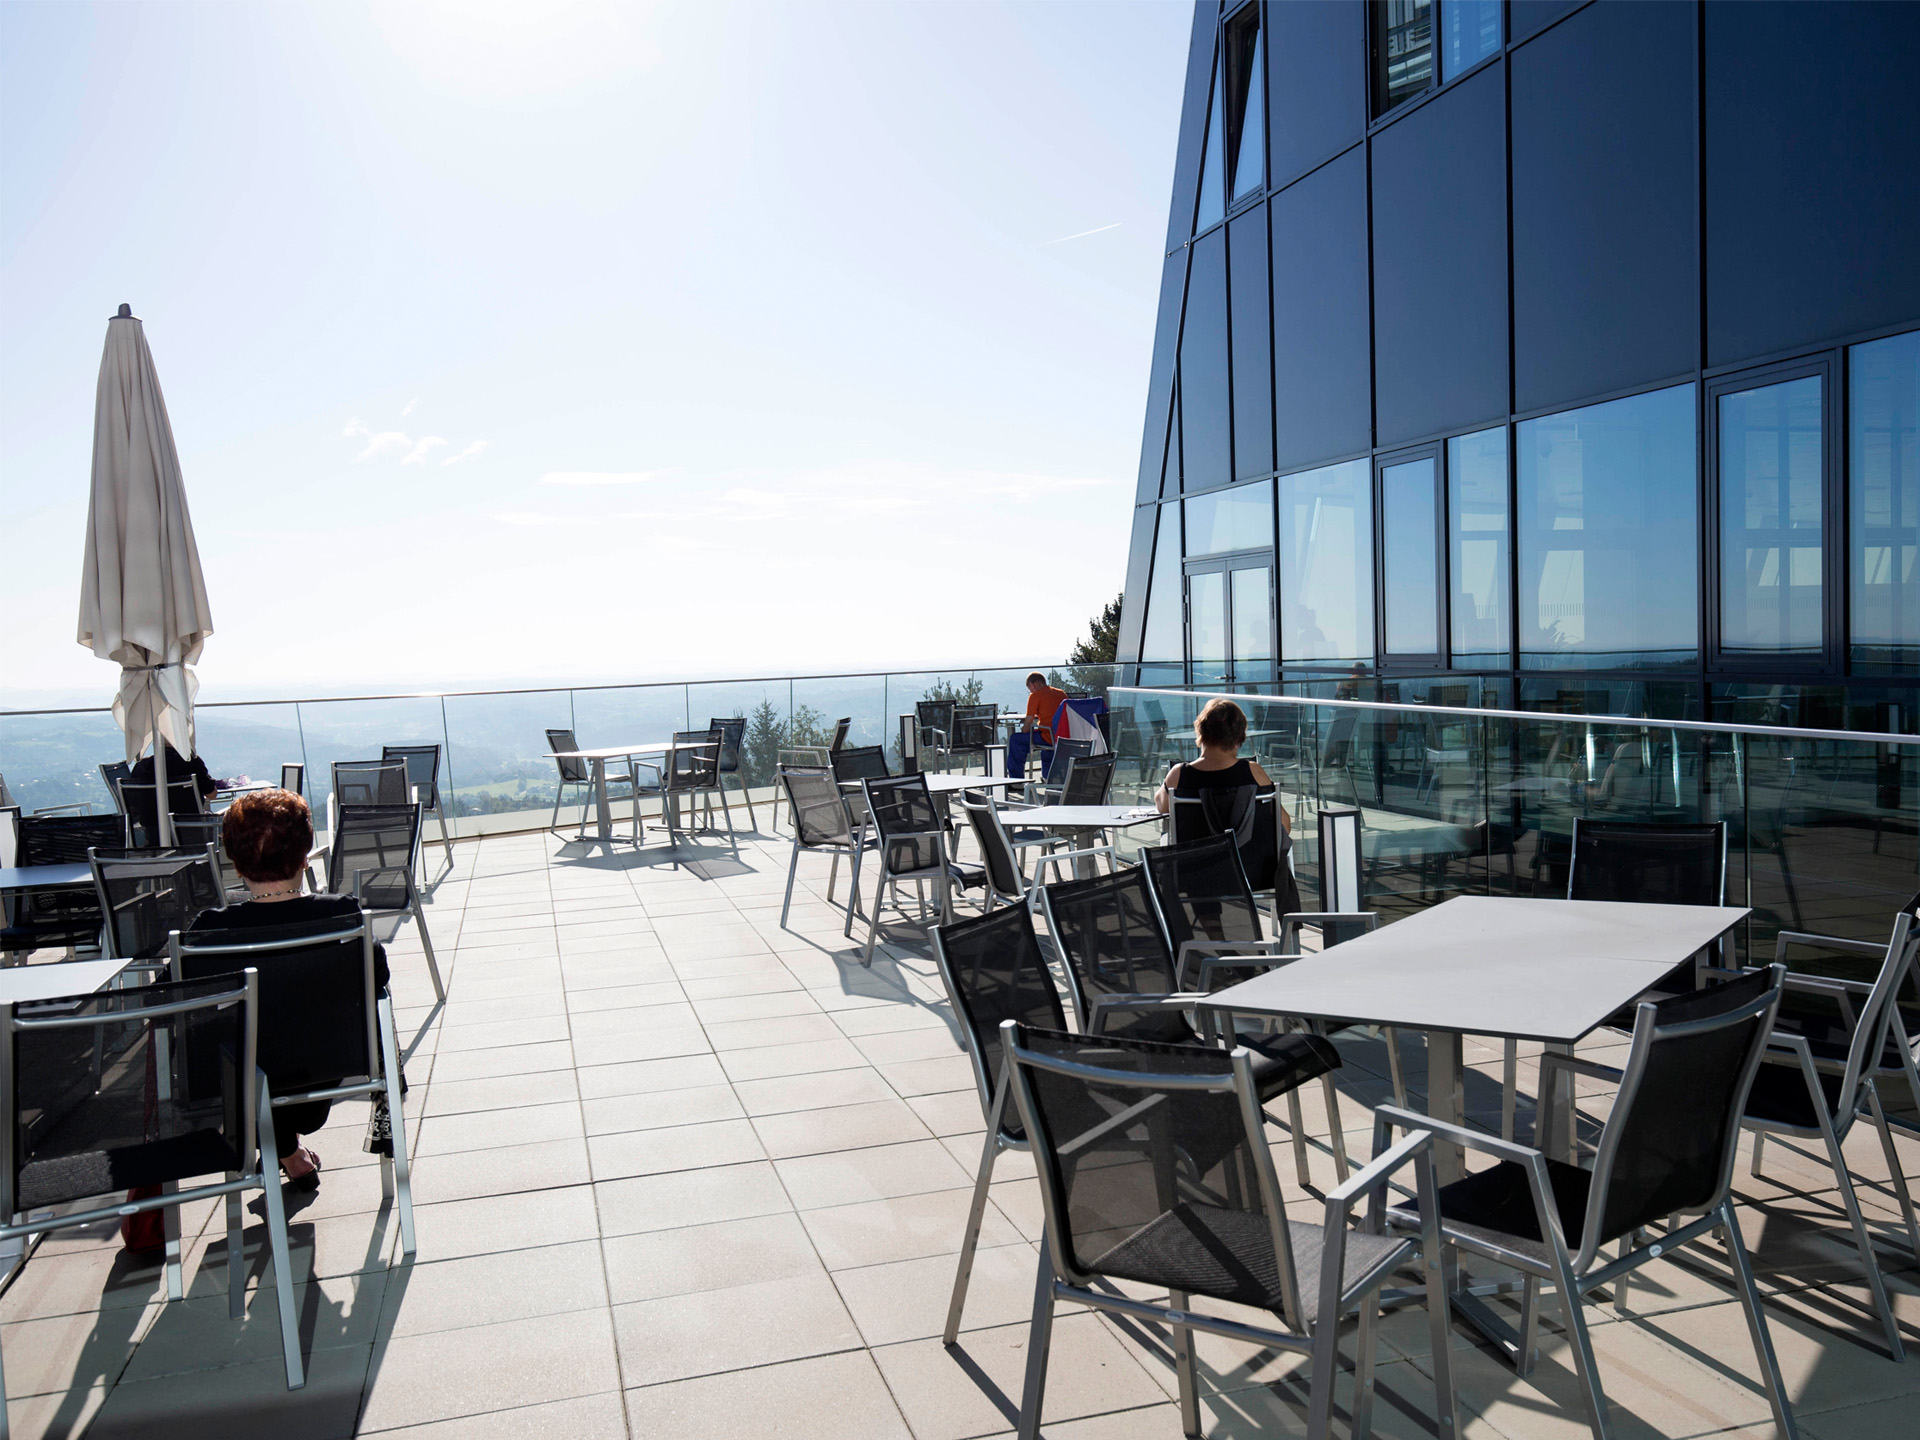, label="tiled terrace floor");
[6,817,1920,1438]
